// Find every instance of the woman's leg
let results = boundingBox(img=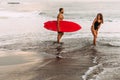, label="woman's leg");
[91,26,95,36]
[91,28,97,45]
[93,30,98,45]
[93,36,97,45]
